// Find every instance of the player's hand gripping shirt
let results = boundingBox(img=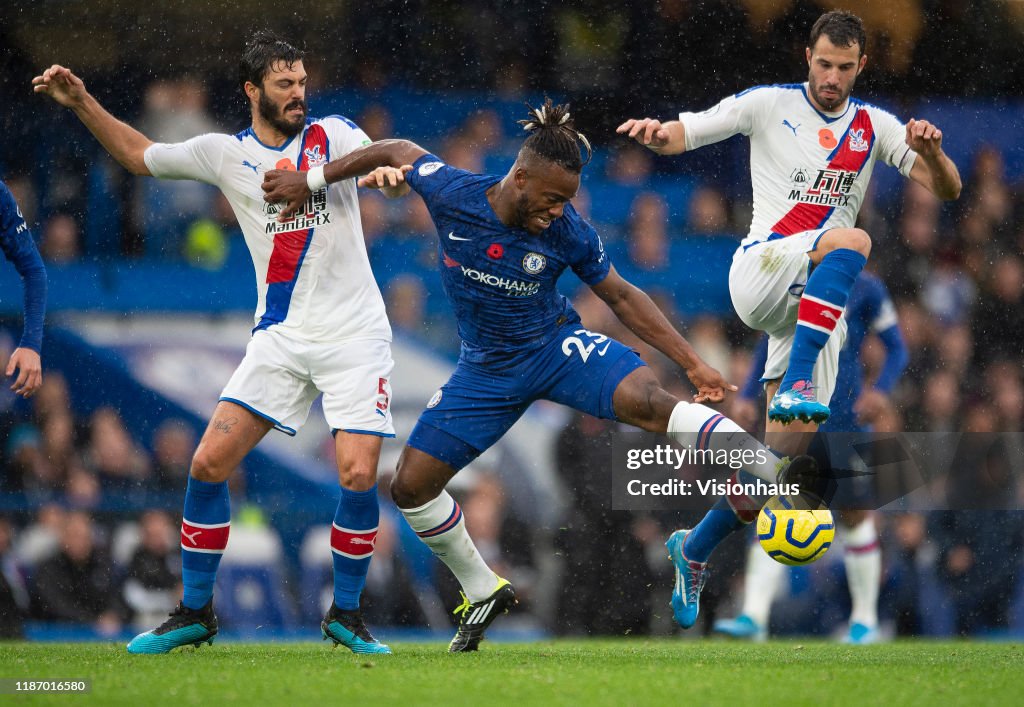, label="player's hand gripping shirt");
[680,83,918,249]
[405,154,610,367]
[143,117,390,343]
